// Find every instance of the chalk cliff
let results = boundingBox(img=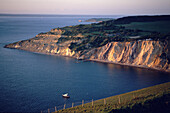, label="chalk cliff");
[5,30,170,72]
